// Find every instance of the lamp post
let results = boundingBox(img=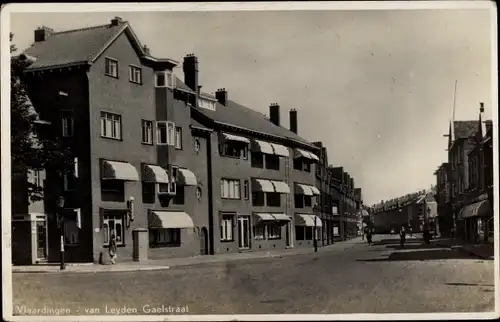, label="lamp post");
[313,204,318,252]
[56,196,66,270]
